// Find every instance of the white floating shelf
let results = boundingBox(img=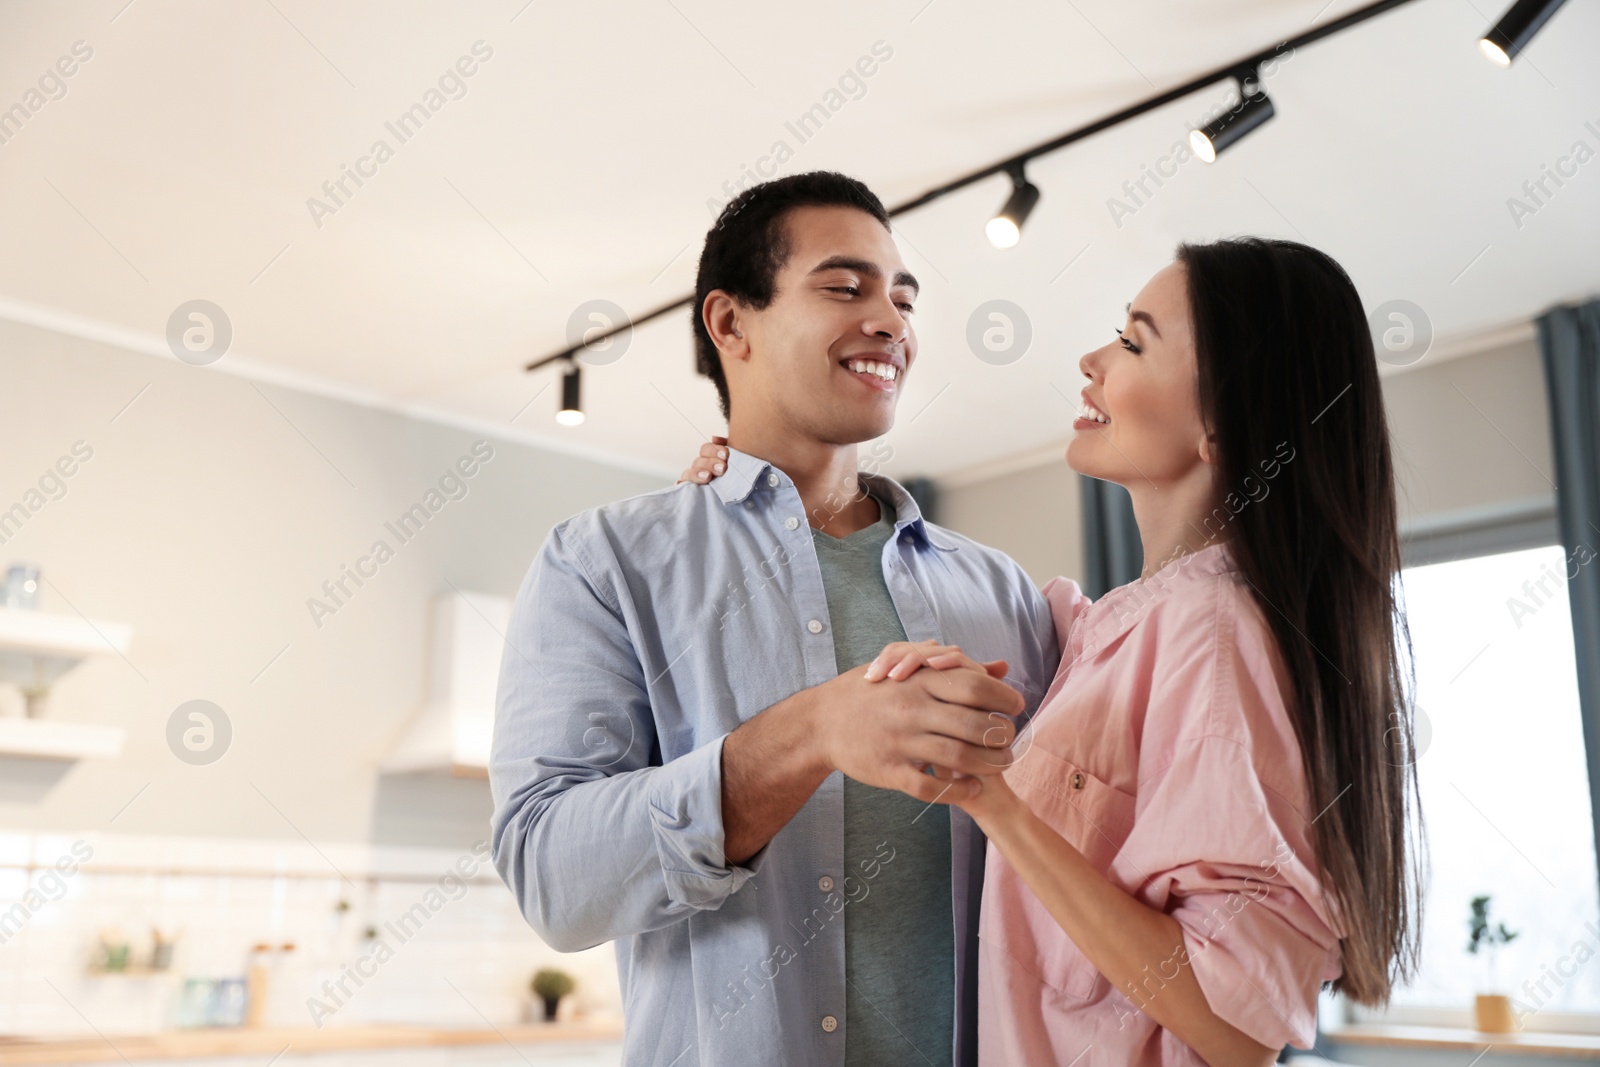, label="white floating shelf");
[0,604,130,656]
[0,606,131,792]
[0,717,124,760]
[0,605,131,693]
